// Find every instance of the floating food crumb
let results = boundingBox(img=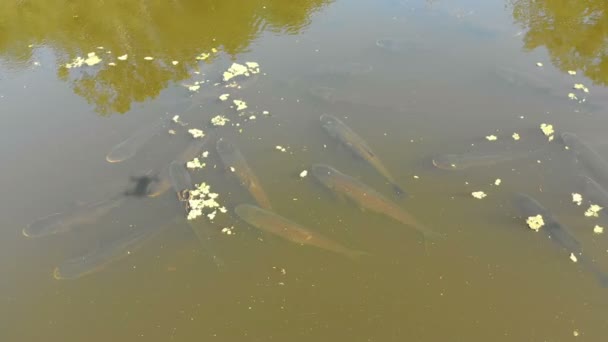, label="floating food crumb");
[172,61,179,65]
[230,167,235,172]
[249,115,256,120]
[568,70,577,76]
[494,179,501,186]
[172,115,180,123]
[207,210,217,220]
[512,133,520,141]
[108,62,116,66]
[262,110,270,115]
[593,225,604,234]
[574,83,589,93]
[196,52,210,60]
[83,52,102,66]
[526,215,544,231]
[221,226,235,235]
[187,183,222,221]
[572,193,583,206]
[569,252,578,263]
[144,56,154,61]
[471,191,487,199]
[233,100,247,111]
[485,135,498,141]
[573,330,579,337]
[188,129,205,139]
[536,62,543,67]
[275,146,287,152]
[540,123,555,141]
[568,93,578,101]
[413,175,419,179]
[117,54,128,61]
[219,94,230,101]
[223,63,249,81]
[584,204,602,217]
[188,84,200,92]
[186,158,205,169]
[202,151,209,158]
[65,56,84,69]
[168,129,176,135]
[245,62,260,74]
[211,48,218,54]
[219,206,227,213]
[211,115,229,126]
[300,170,308,178]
